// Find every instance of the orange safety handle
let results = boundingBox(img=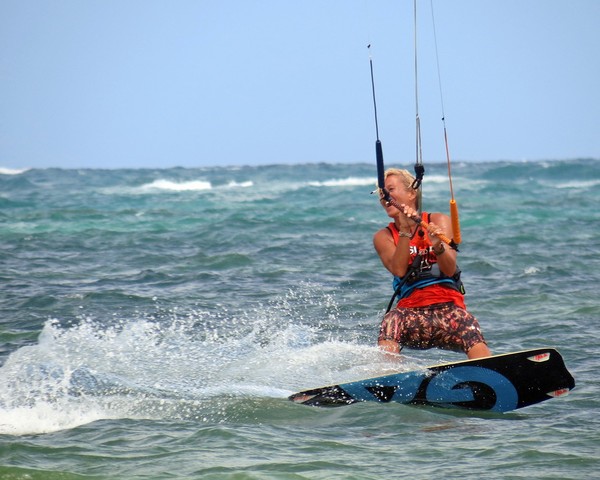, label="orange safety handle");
[449,199,461,246]
[413,217,454,247]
